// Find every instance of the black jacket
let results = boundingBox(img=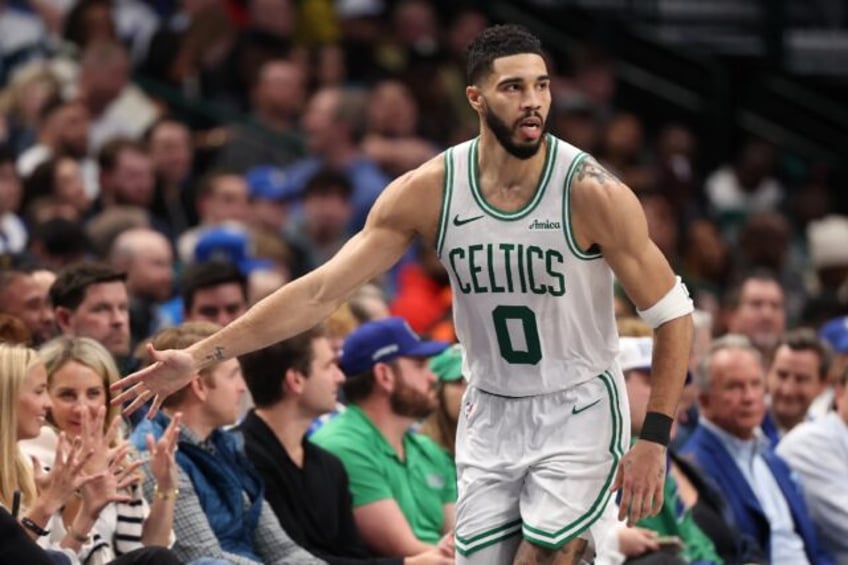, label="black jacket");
[237,410,403,565]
